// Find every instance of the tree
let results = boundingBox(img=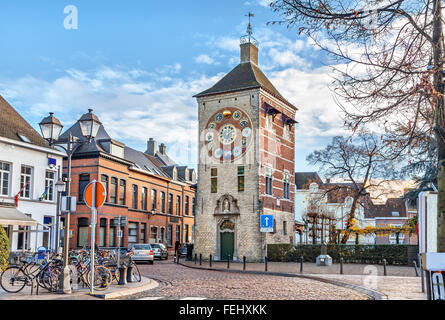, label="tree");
[307,132,400,243]
[270,0,445,251]
[0,226,9,271]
